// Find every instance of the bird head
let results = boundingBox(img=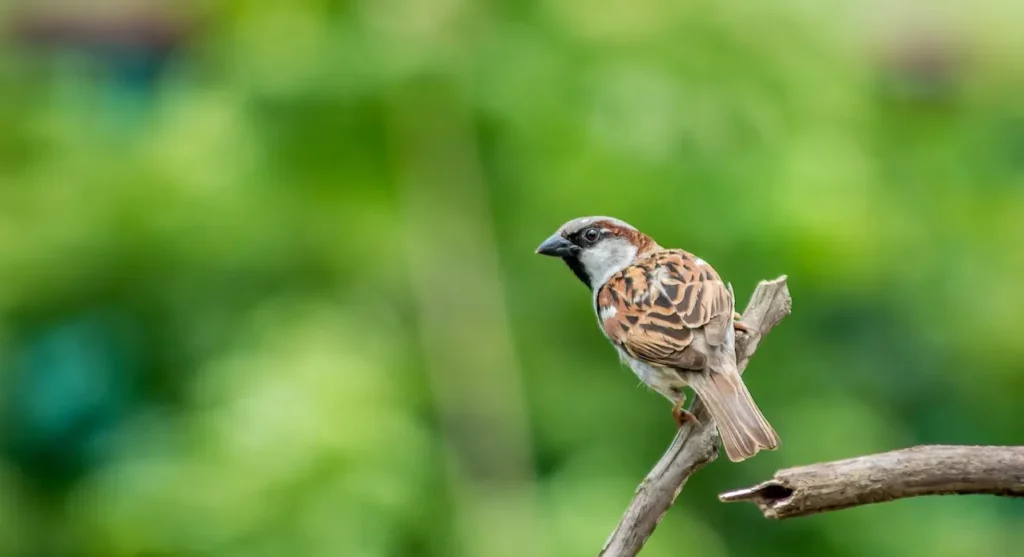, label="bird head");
[535,216,657,289]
